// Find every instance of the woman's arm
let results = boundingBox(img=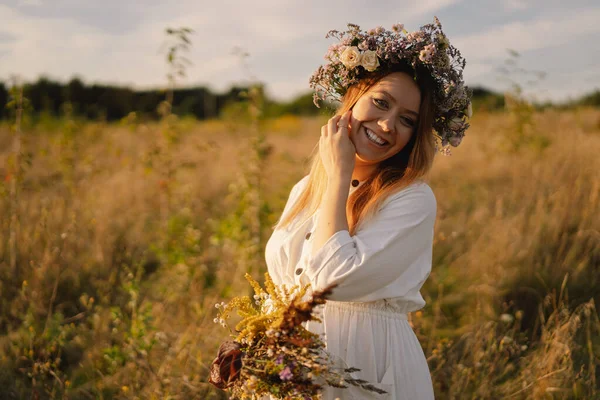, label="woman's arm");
[305,184,436,302]
[312,110,355,257]
[311,176,351,258]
